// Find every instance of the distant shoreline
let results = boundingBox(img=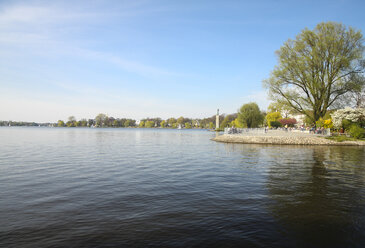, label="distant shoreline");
[212,133,365,146]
